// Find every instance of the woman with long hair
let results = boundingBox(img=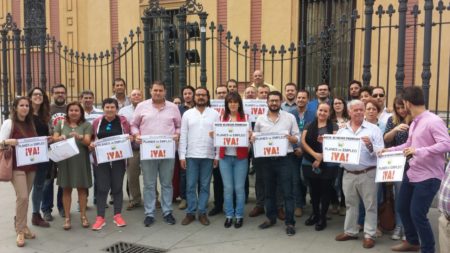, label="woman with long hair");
[217,92,249,228]
[383,95,412,240]
[90,98,131,230]
[330,97,349,129]
[301,102,338,231]
[53,101,92,230]
[27,87,52,228]
[0,96,38,247]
